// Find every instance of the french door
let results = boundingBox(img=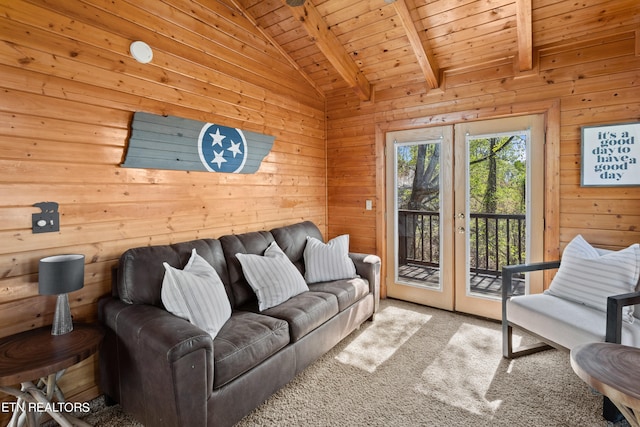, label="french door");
[385,115,545,320]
